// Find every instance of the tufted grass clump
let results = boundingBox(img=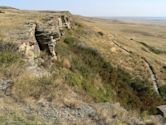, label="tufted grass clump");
[65,71,110,102]
[13,75,57,100]
[0,111,43,125]
[0,41,25,79]
[64,37,76,46]
[66,72,82,87]
[0,41,20,65]
[0,51,20,64]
